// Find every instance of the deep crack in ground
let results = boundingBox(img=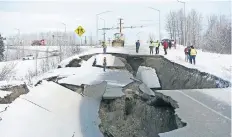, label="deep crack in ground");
[36,53,230,137]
